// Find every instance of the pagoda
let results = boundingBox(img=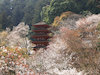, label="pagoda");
[32,22,51,50]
